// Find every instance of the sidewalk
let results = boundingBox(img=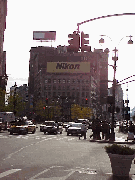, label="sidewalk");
[89,127,135,144]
